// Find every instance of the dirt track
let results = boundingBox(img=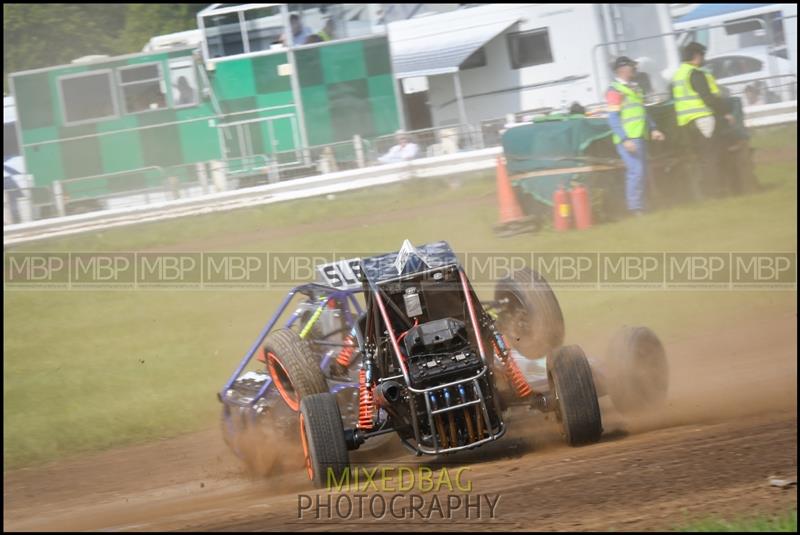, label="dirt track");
[4,308,797,532]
